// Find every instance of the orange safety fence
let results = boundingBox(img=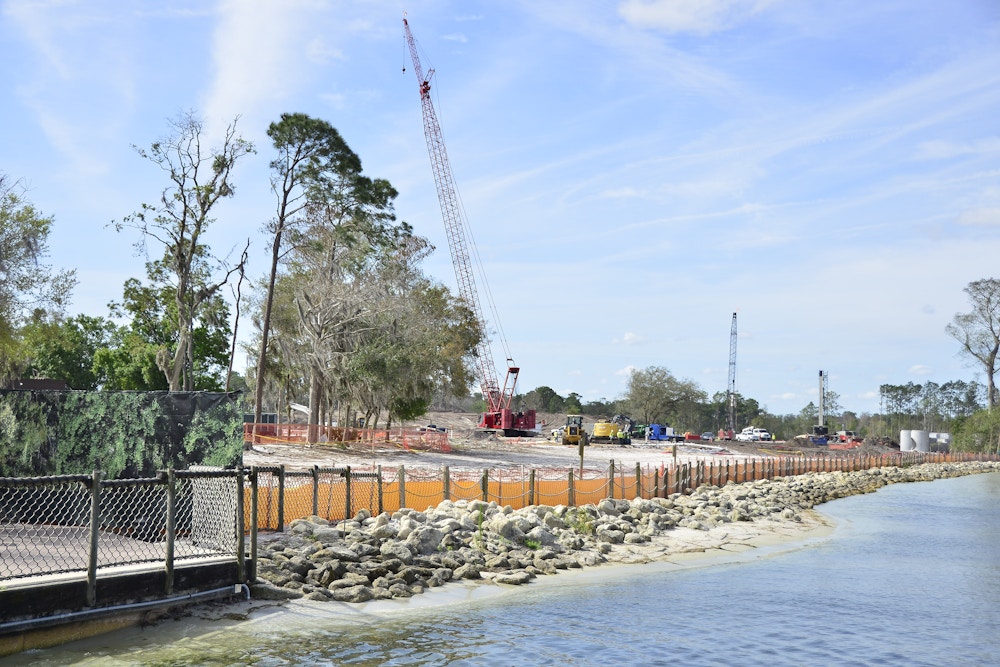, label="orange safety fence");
[244,422,450,452]
[244,450,1000,531]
